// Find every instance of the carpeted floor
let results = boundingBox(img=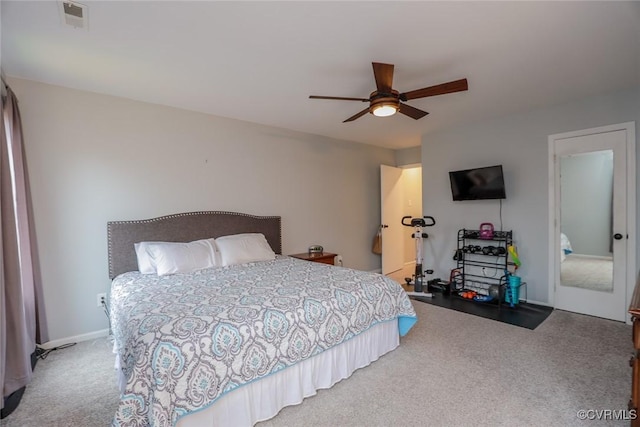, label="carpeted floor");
[2,302,632,427]
[561,254,613,291]
[1,337,118,427]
